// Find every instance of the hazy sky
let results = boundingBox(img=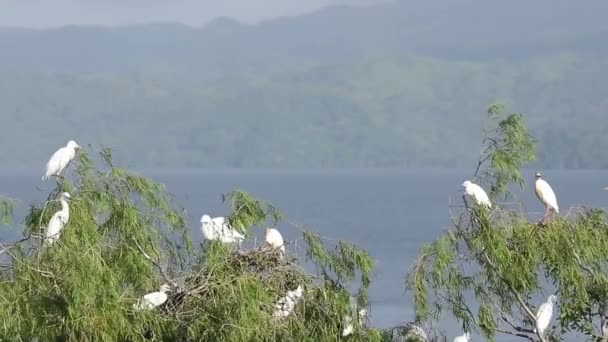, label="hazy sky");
[0,0,388,28]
